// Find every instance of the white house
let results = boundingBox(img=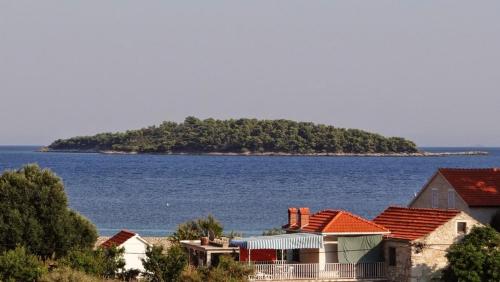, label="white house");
[100,230,152,272]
